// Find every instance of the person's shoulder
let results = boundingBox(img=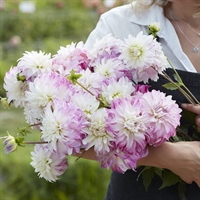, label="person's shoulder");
[108,3,135,13]
[99,3,162,23]
[100,3,135,20]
